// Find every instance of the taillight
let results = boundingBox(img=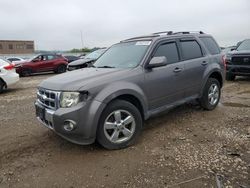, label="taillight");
[222,55,227,69]
[4,63,15,70]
